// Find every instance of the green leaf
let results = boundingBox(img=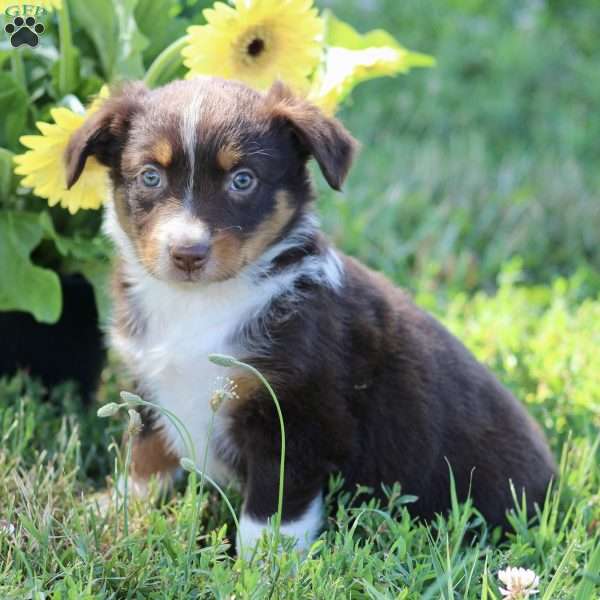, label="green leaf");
[325,11,418,52]
[324,12,436,66]
[0,50,12,70]
[37,211,112,324]
[65,258,111,326]
[54,0,80,97]
[37,211,110,261]
[114,0,149,79]
[0,147,16,202]
[311,12,435,113]
[135,0,188,64]
[0,73,28,150]
[70,0,116,80]
[143,36,188,88]
[0,211,61,323]
[71,0,148,81]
